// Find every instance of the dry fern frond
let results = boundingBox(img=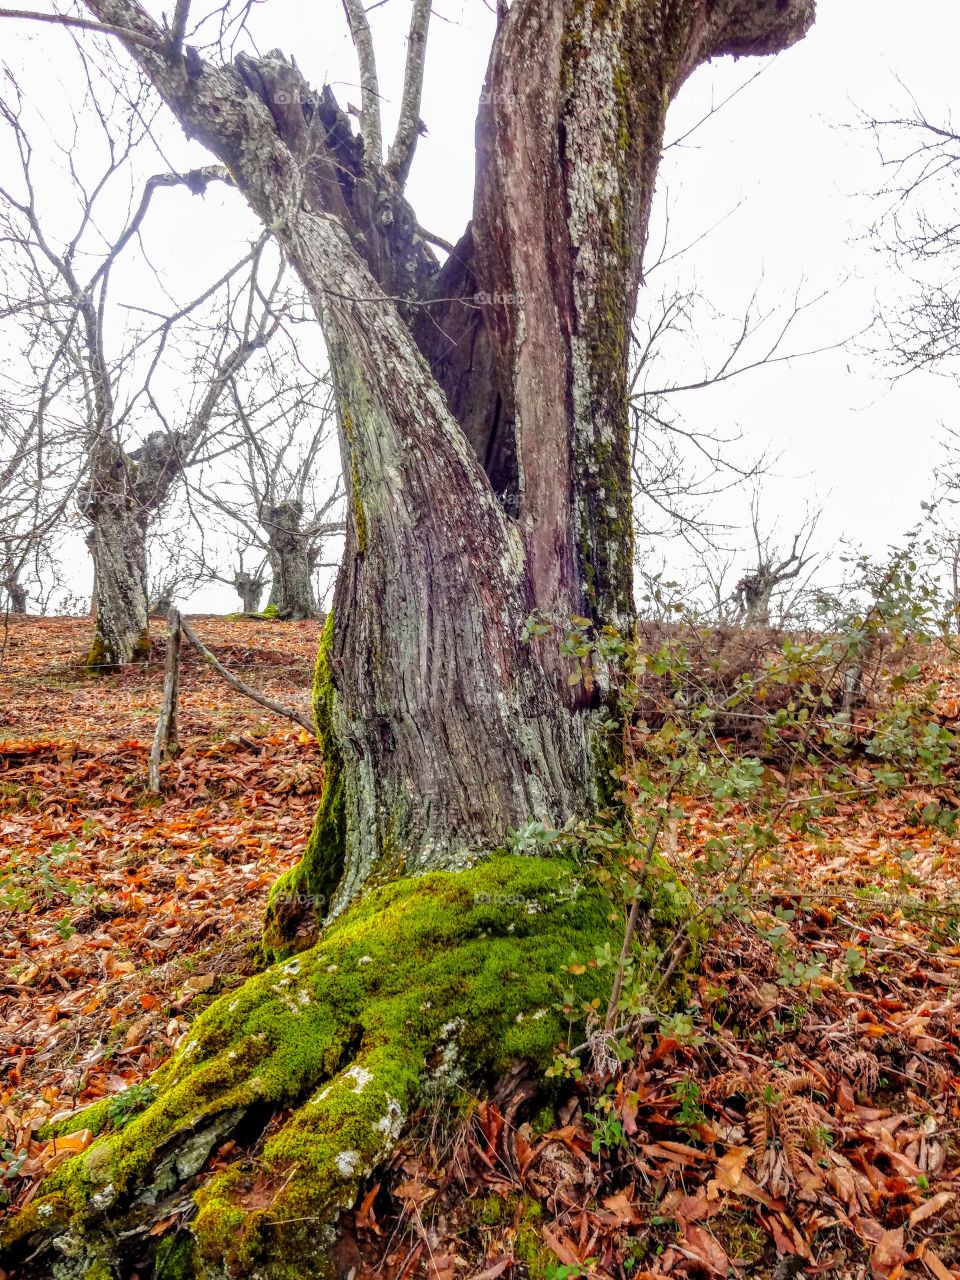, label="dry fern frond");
[748,1100,769,1163]
[823,1046,879,1094]
[708,1064,825,1181]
